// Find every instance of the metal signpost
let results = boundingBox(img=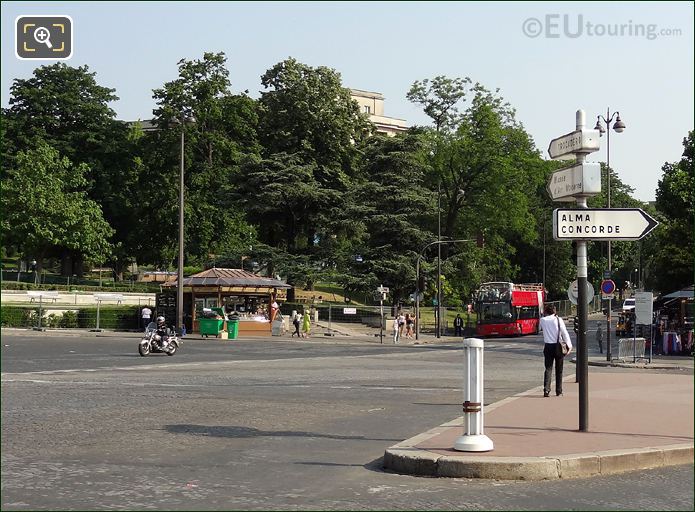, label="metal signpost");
[548,110,659,432]
[548,110,600,432]
[635,292,654,363]
[377,285,389,344]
